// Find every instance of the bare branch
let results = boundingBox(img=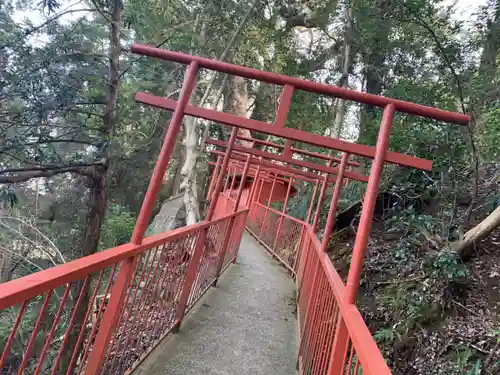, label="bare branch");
[117,21,194,80]
[1,139,98,153]
[0,163,103,183]
[0,221,60,266]
[0,216,66,263]
[88,0,111,23]
[0,245,46,272]
[24,8,98,37]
